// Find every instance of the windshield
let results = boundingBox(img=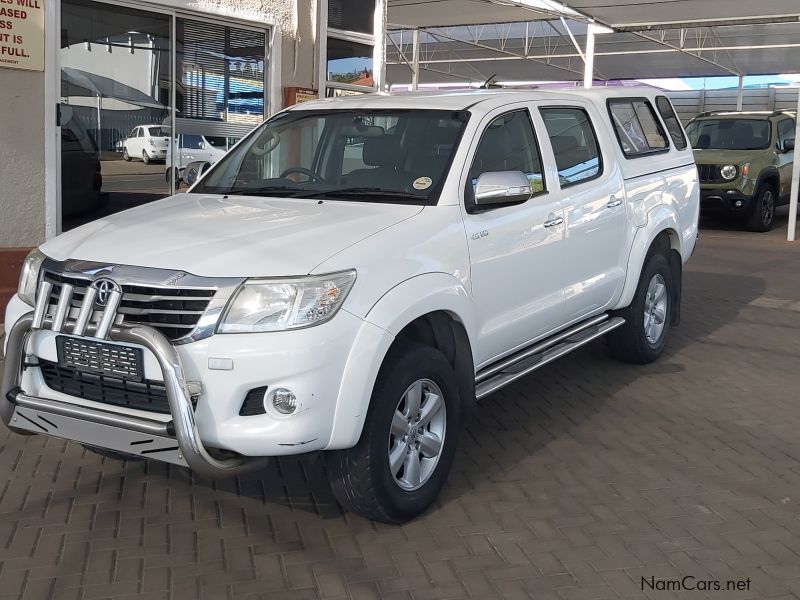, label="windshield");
[686,118,771,150]
[193,109,470,203]
[148,127,170,137]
